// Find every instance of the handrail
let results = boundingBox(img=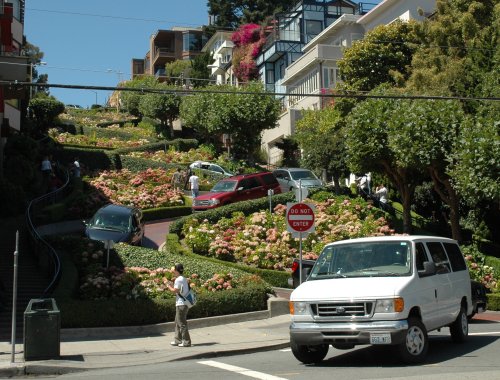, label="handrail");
[25,166,71,296]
